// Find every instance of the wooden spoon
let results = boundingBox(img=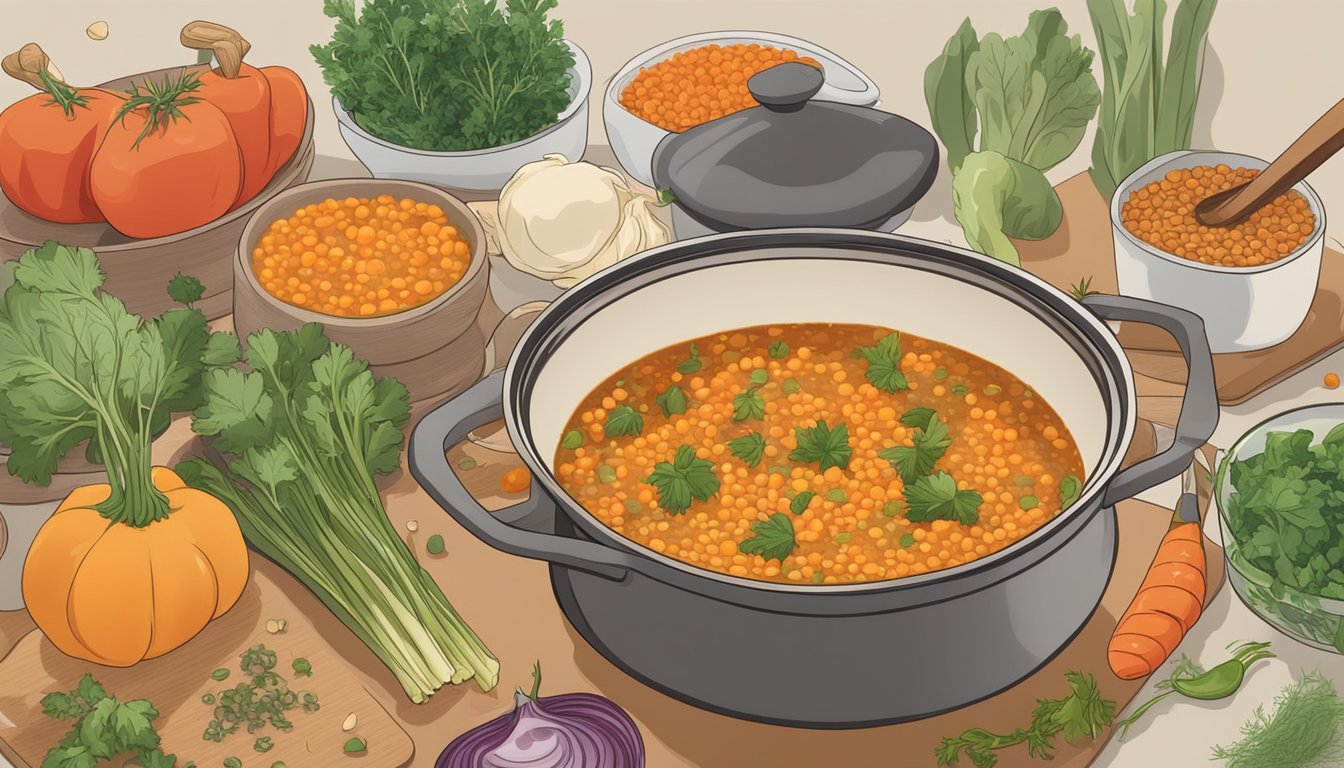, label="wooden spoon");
[1195,98,1344,227]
